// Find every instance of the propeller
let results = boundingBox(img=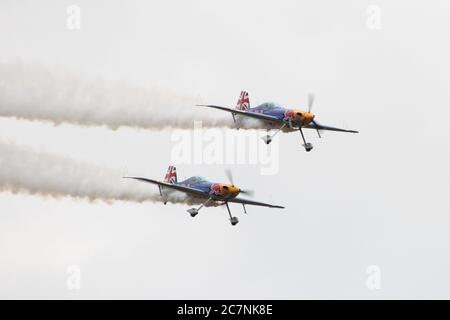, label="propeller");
[307,93,321,138]
[224,168,254,197]
[308,92,315,113]
[225,168,234,185]
[239,189,255,197]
